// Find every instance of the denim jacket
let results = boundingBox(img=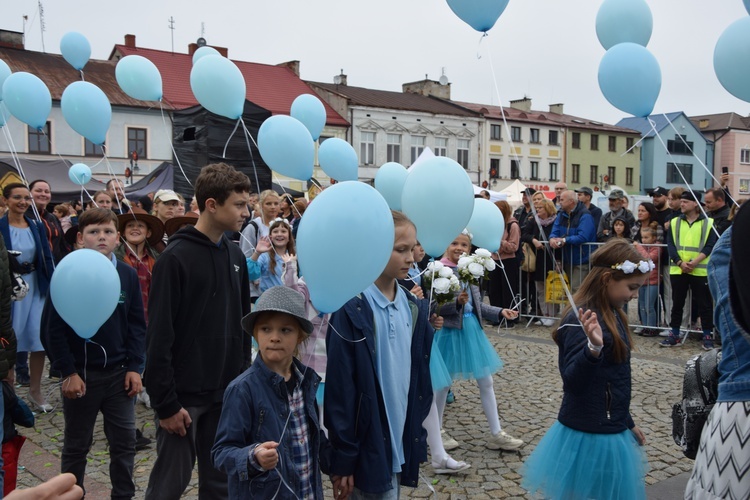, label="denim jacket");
[211,356,330,499]
[708,227,750,402]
